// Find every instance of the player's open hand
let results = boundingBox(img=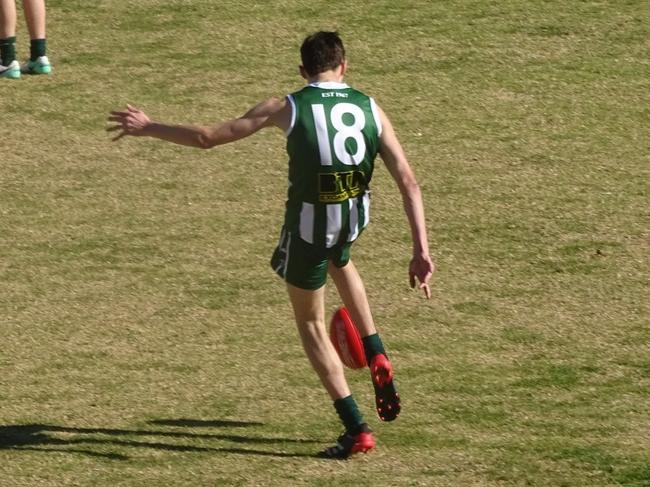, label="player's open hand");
[107,104,151,141]
[409,253,434,299]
